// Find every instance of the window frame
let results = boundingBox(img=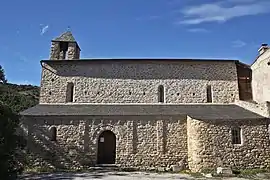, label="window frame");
[66,82,74,103]
[50,127,57,141]
[231,126,242,145]
[206,85,212,103]
[158,85,165,103]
